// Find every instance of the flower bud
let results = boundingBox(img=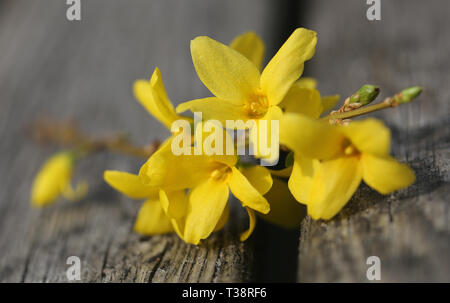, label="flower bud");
[31,151,81,207]
[395,86,423,103]
[349,85,380,105]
